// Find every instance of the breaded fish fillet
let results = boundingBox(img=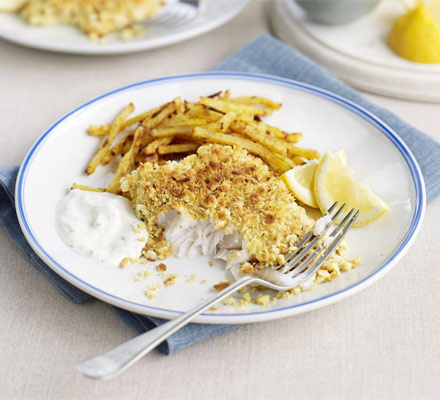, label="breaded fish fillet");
[121,144,314,270]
